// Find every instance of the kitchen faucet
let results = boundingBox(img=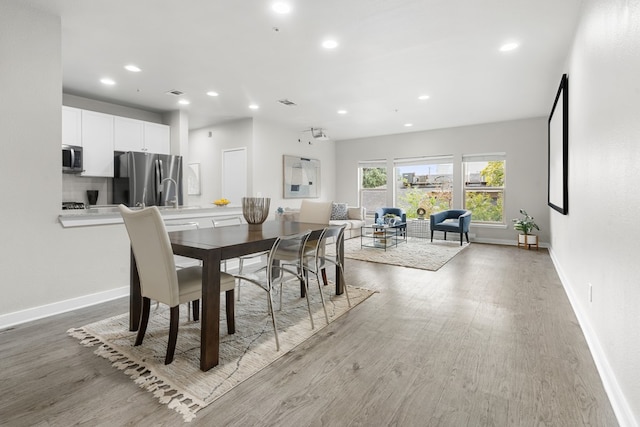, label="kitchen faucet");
[161,177,179,208]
